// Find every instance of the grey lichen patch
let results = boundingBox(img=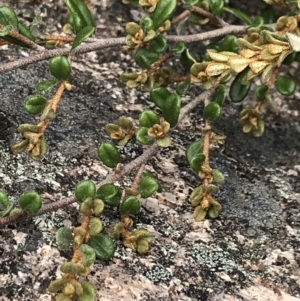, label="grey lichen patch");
[145,264,172,284]
[187,242,239,273]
